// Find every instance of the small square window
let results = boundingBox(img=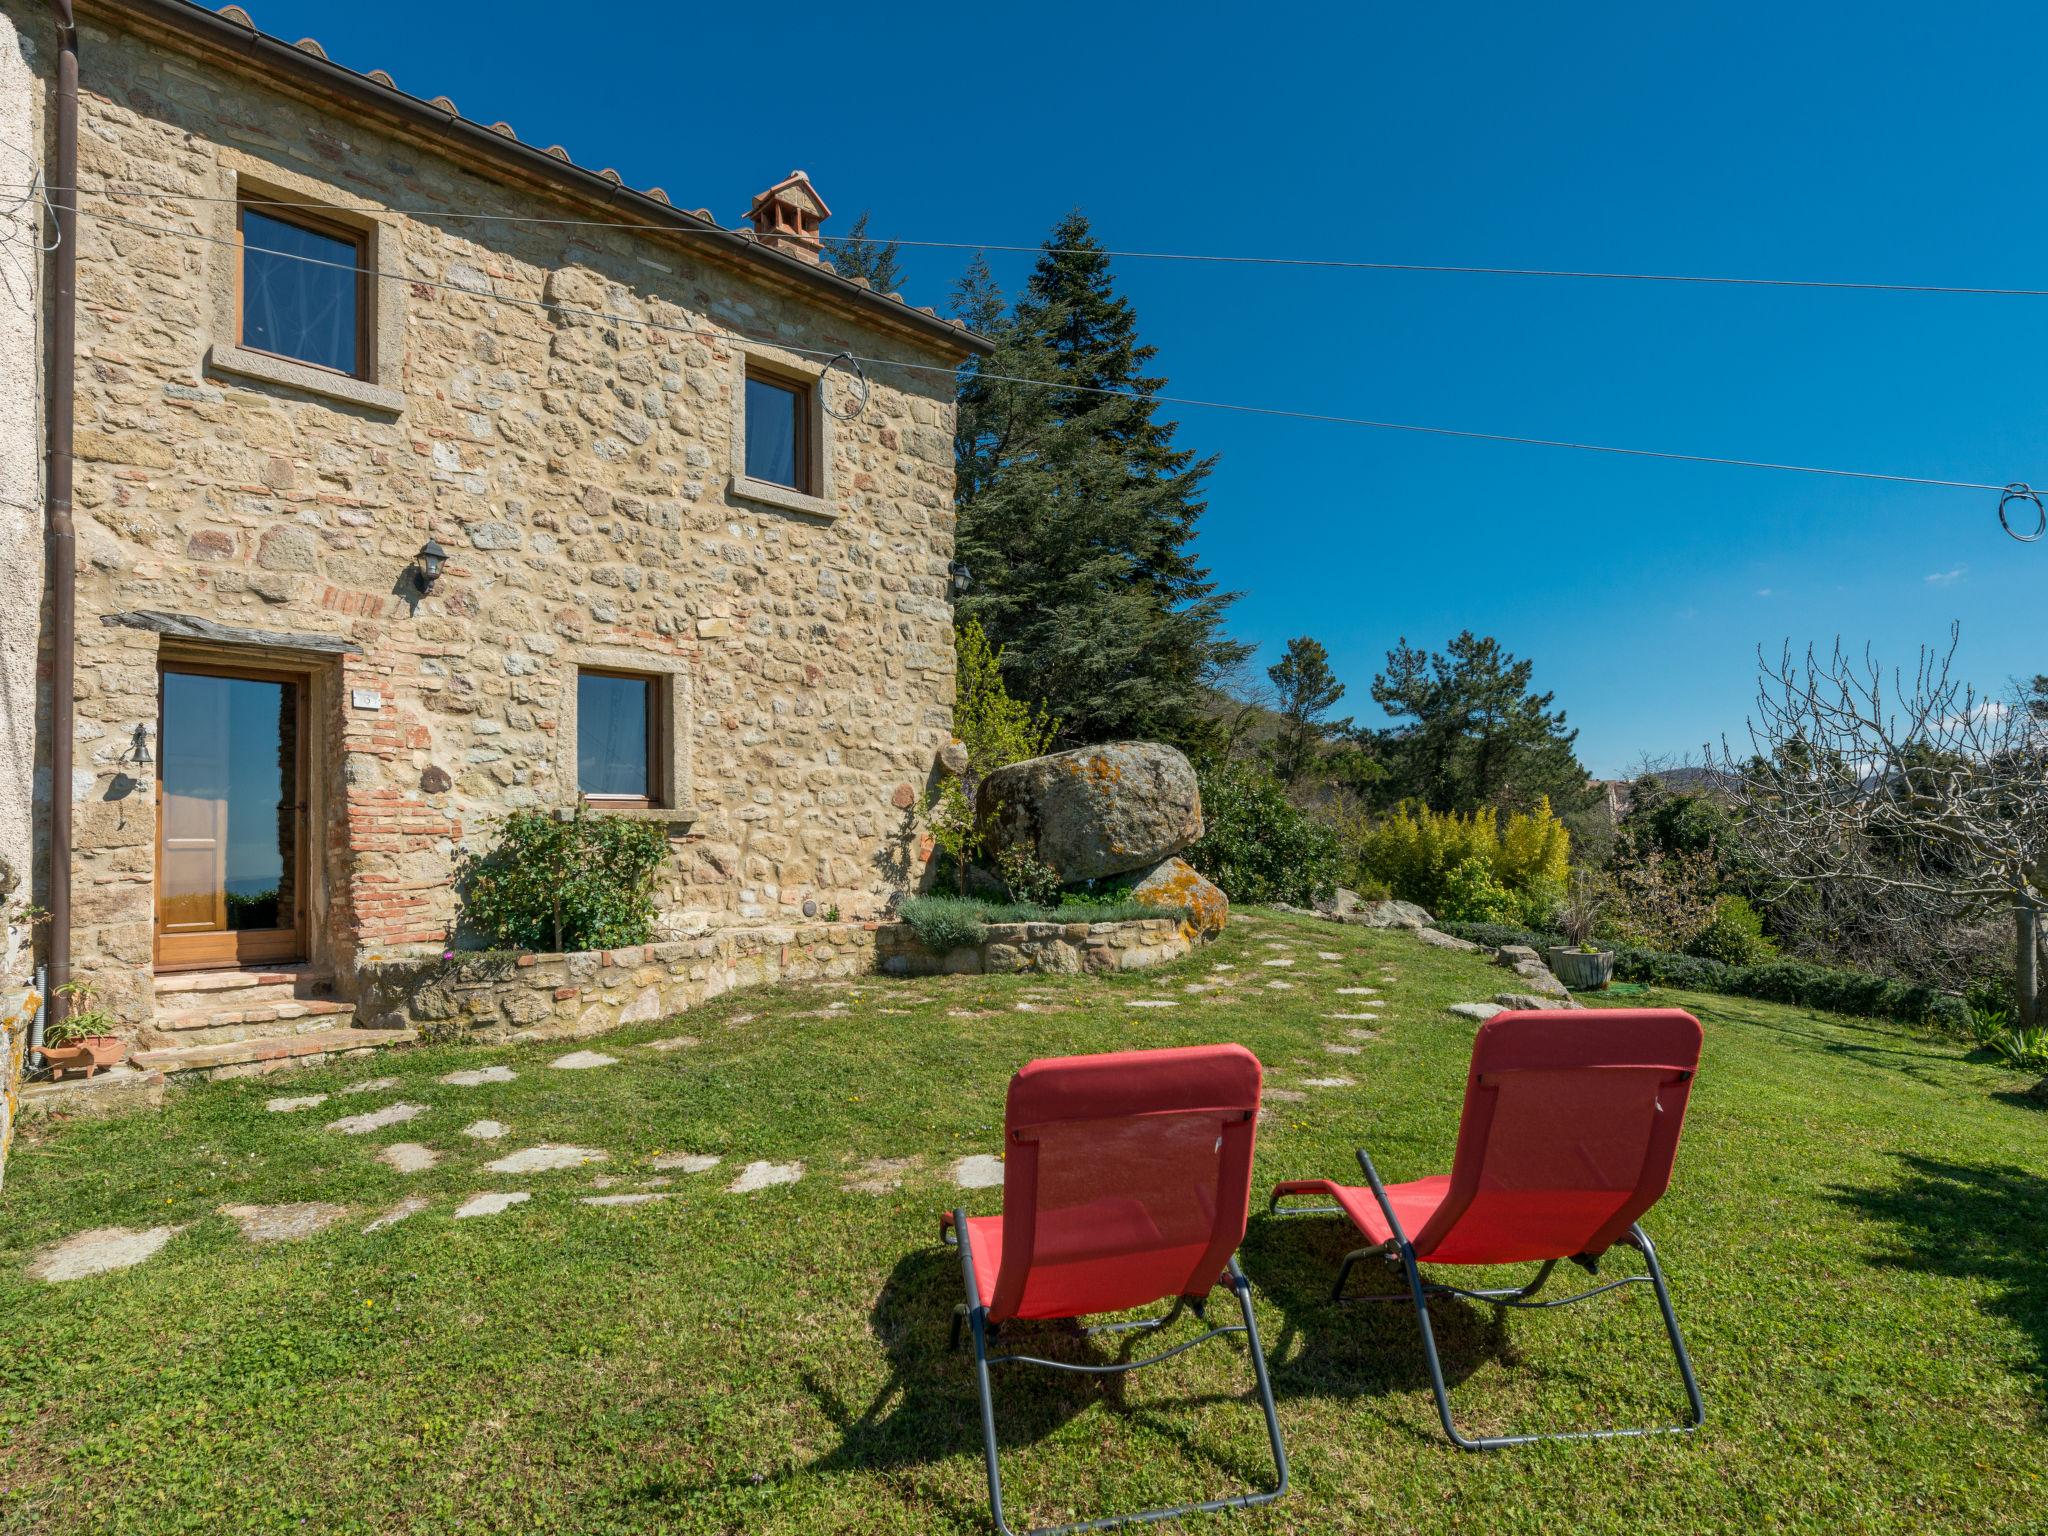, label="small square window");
[239,201,366,377]
[577,669,661,807]
[745,369,812,491]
